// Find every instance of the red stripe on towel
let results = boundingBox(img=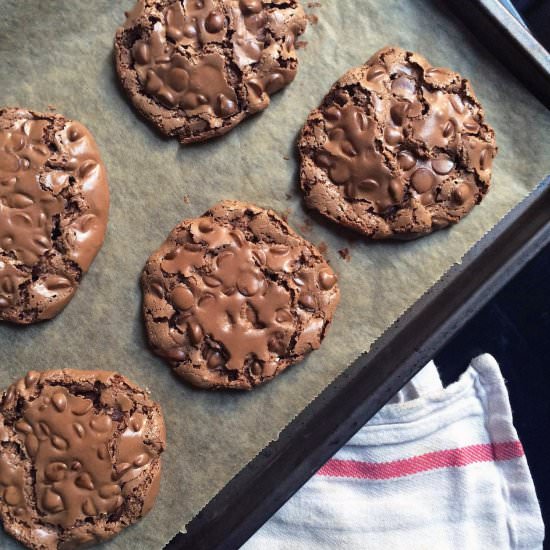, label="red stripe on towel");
[317,441,524,480]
